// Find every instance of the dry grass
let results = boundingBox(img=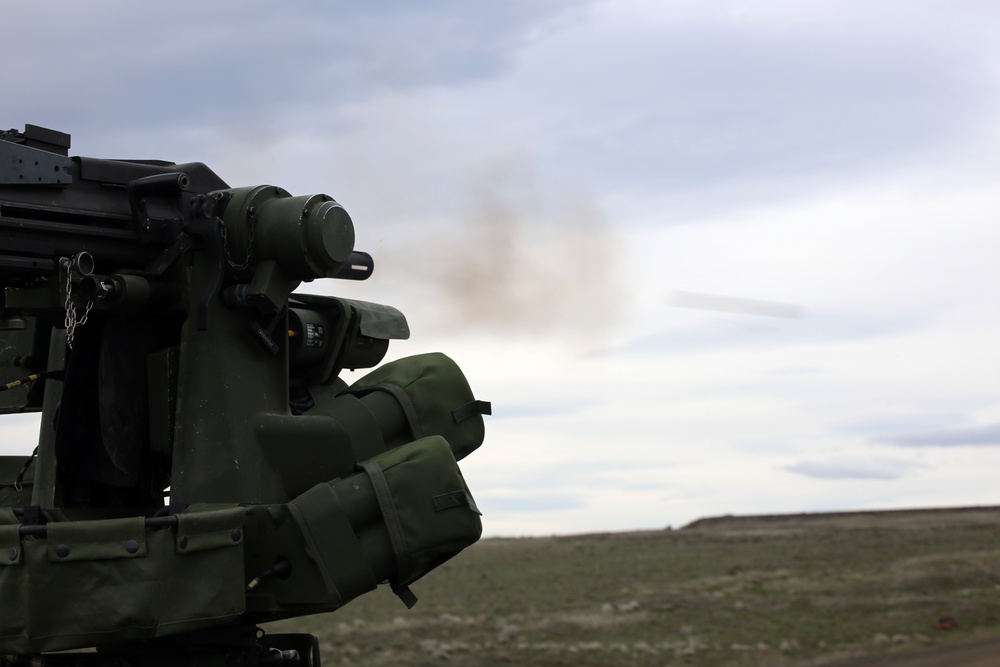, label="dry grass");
[267,507,1000,666]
